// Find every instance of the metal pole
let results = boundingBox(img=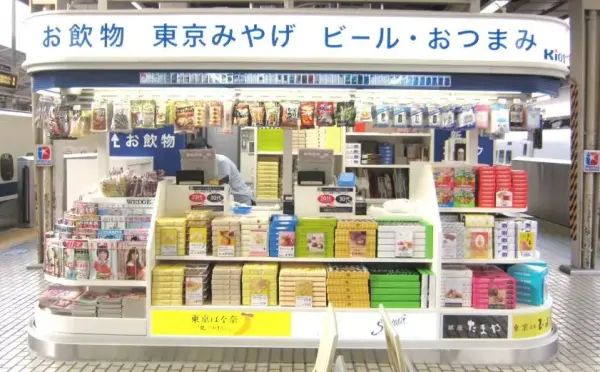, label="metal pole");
[27,93,45,268]
[589,11,600,270]
[11,0,17,73]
